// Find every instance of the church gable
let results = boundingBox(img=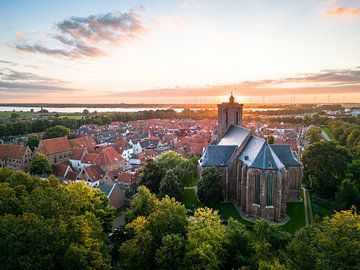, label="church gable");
[269,144,300,167]
[249,143,285,170]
